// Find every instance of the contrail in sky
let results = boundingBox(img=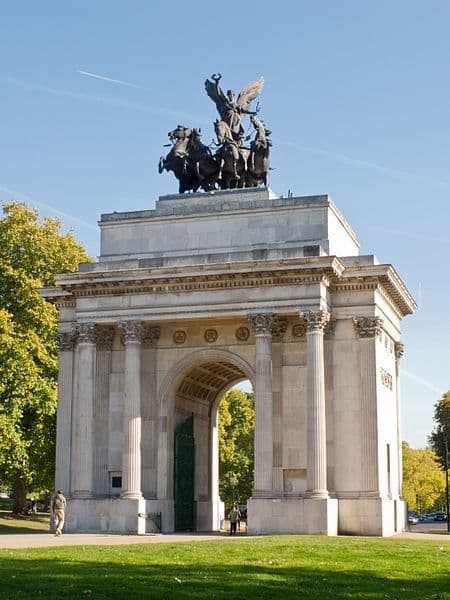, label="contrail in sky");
[0,185,98,232]
[77,69,145,89]
[3,75,450,192]
[400,369,442,395]
[0,75,211,124]
[279,140,450,192]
